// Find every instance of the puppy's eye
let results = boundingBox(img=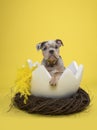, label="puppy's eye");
[43,47,47,51]
[55,45,58,49]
